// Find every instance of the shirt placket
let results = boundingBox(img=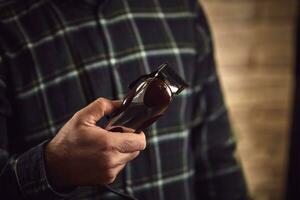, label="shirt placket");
[94,0,132,198]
